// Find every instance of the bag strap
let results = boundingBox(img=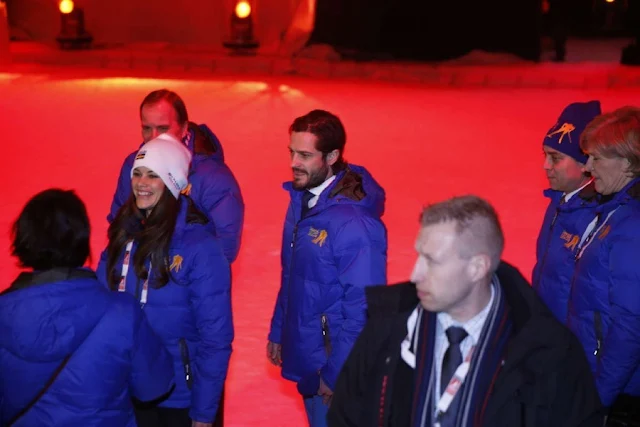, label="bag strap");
[6,354,72,426]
